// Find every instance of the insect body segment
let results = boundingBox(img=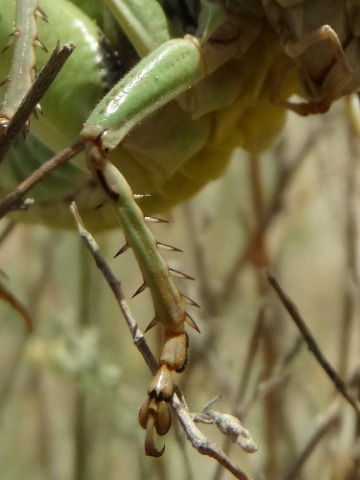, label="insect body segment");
[0,0,47,133]
[81,37,206,152]
[262,0,360,114]
[105,0,174,56]
[88,157,198,456]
